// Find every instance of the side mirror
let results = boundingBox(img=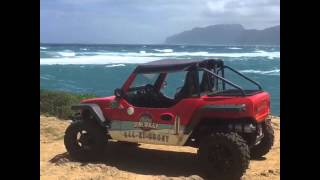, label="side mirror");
[114,88,124,98]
